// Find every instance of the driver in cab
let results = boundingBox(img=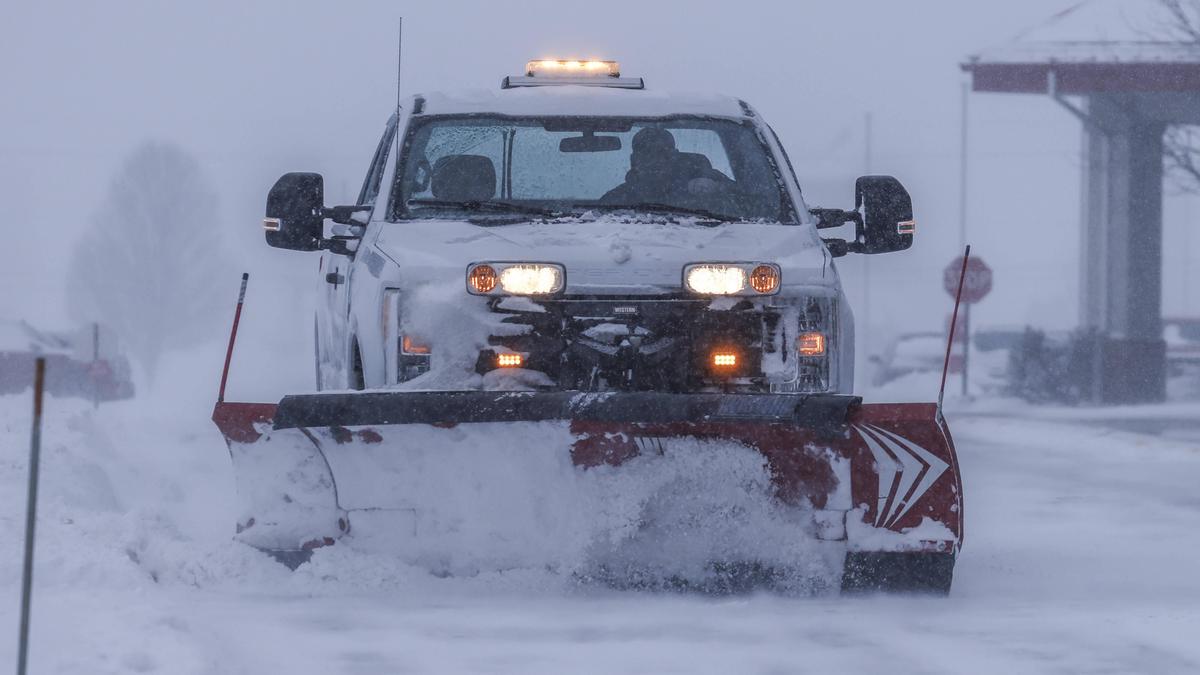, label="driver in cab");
[601,128,735,206]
